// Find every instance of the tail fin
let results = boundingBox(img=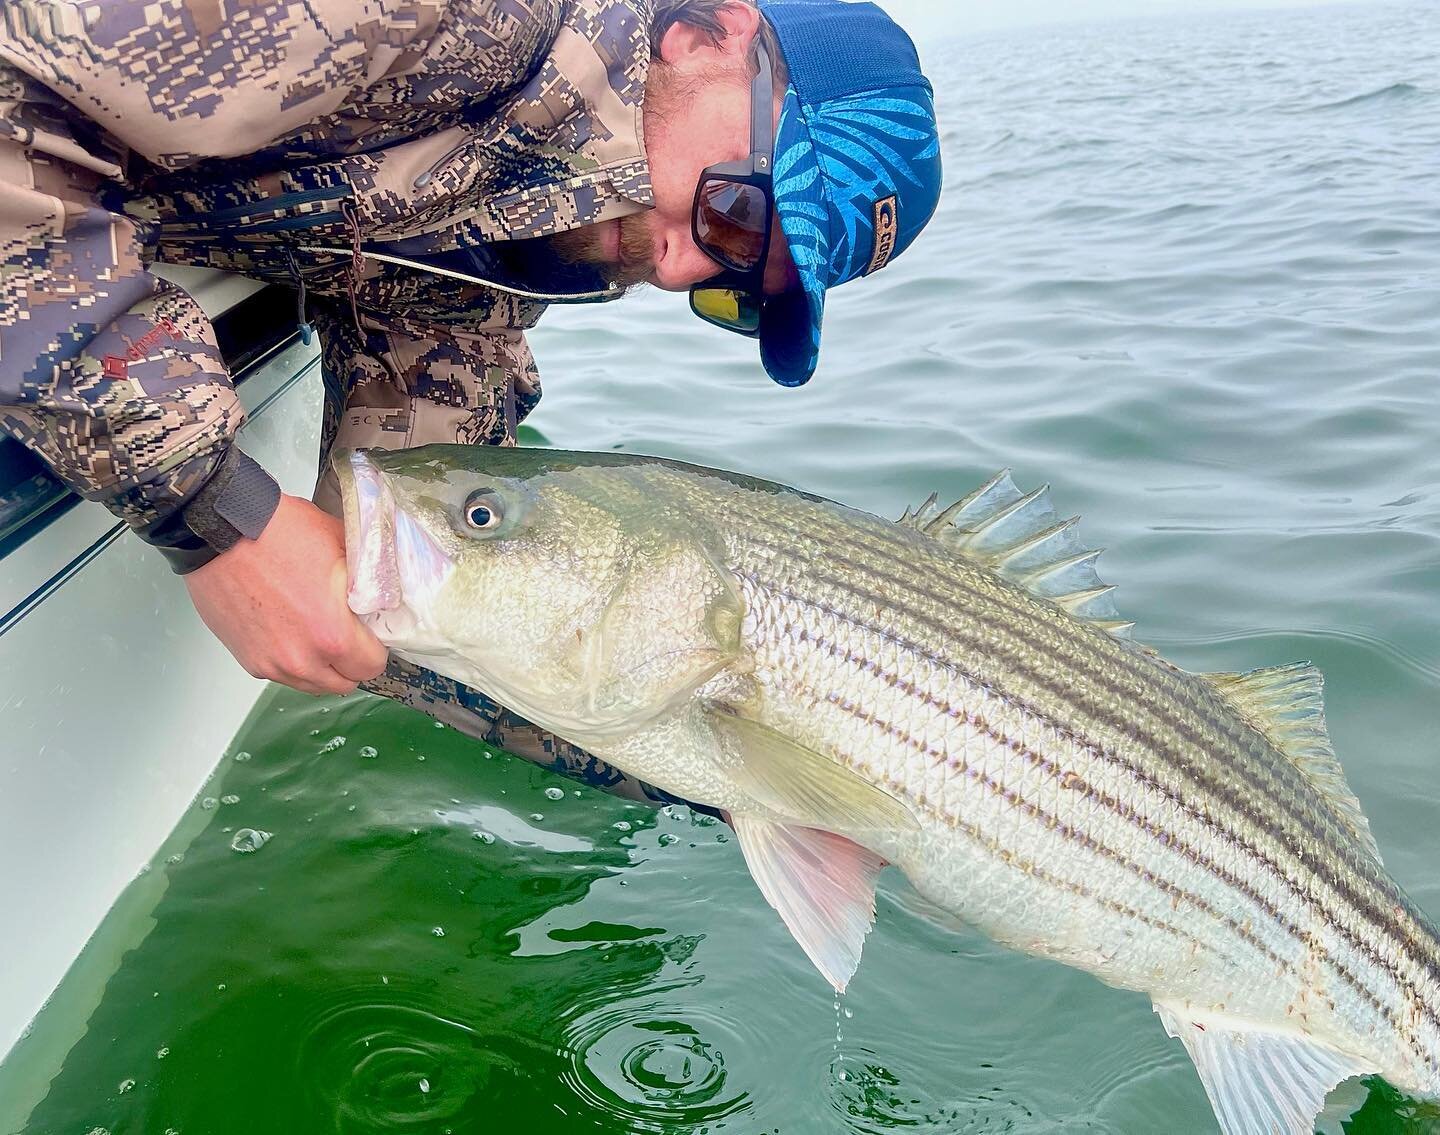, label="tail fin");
[1155,1001,1372,1135]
